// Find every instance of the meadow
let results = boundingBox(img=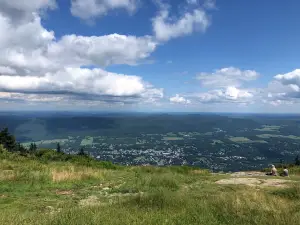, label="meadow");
[1,145,300,225]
